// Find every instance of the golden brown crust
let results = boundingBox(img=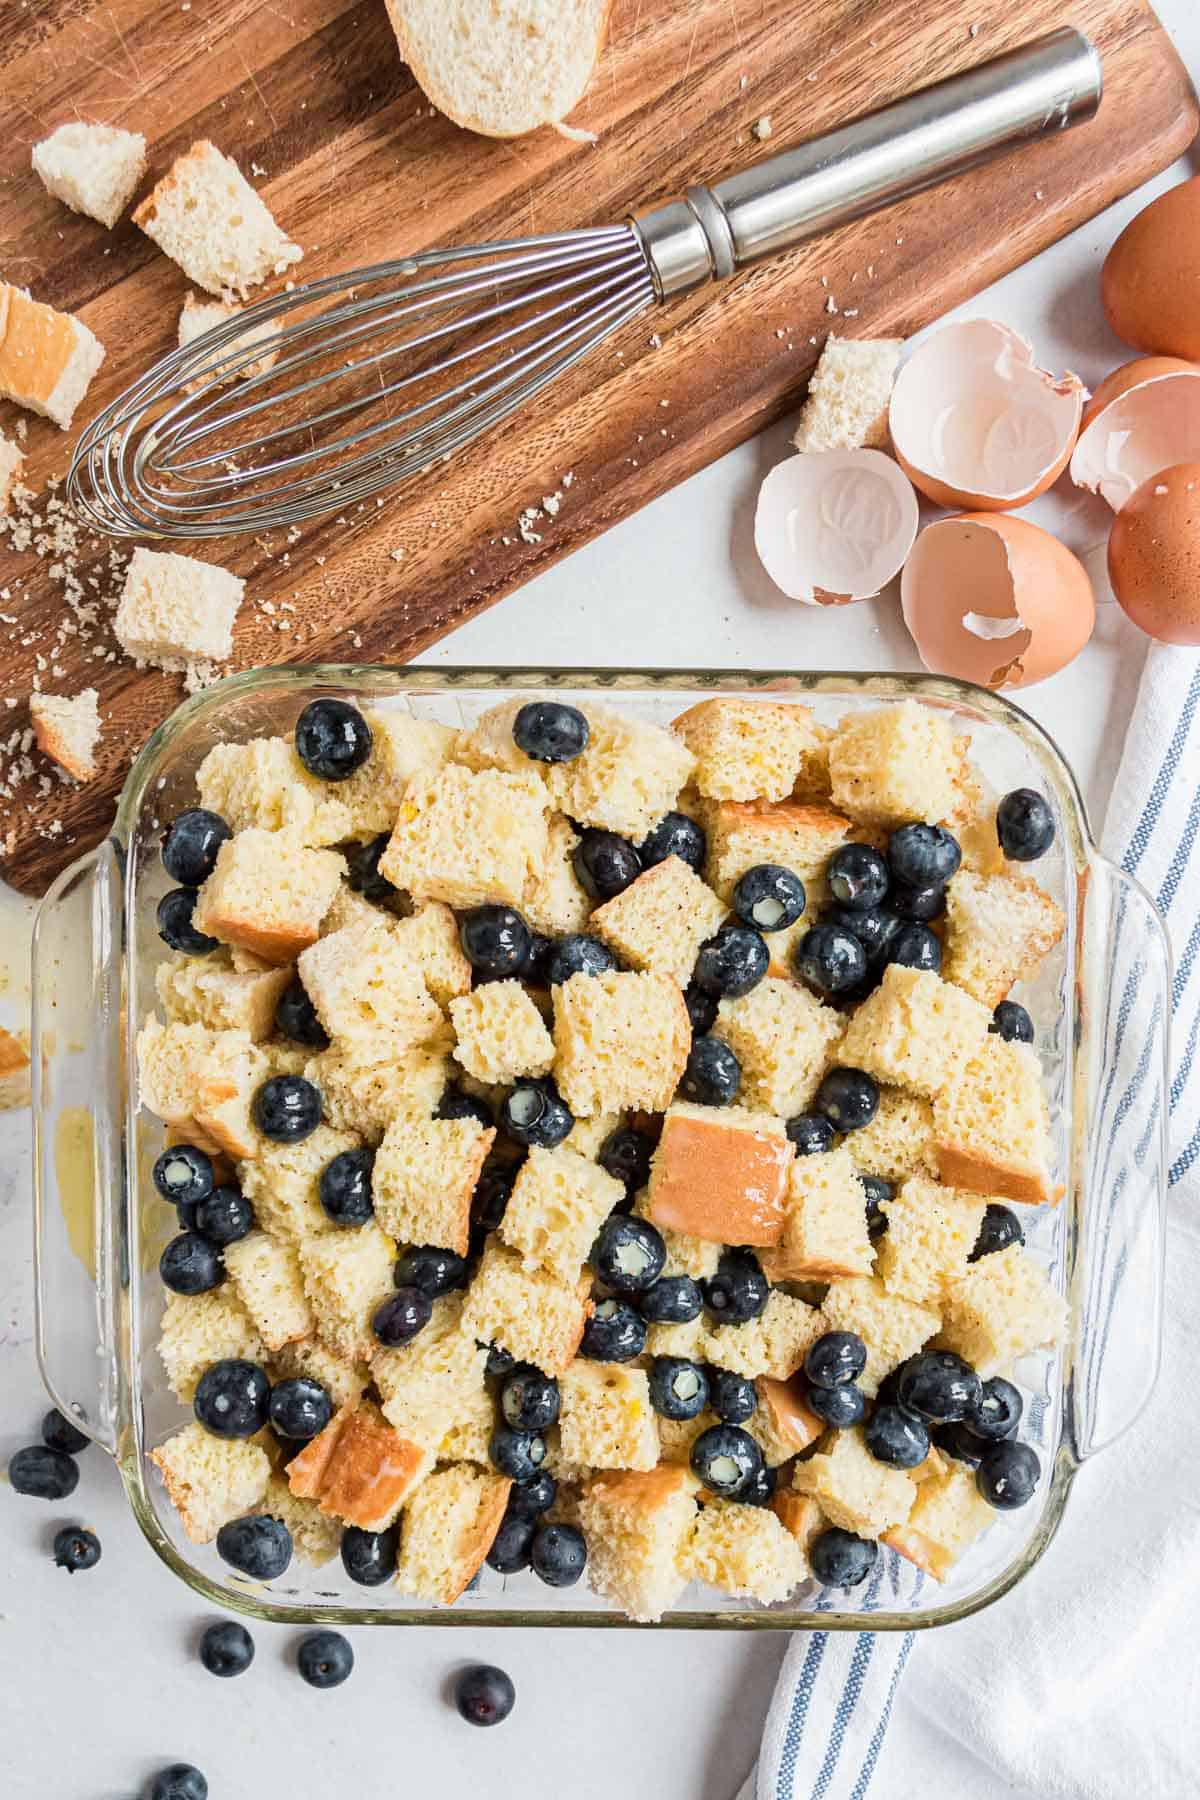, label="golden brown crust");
[584,1462,694,1514]
[712,798,852,838]
[445,1470,512,1602]
[148,1446,206,1542]
[288,1402,427,1530]
[755,1377,825,1455]
[934,1144,1051,1207]
[881,1522,948,1581]
[770,1490,825,1554]
[194,907,320,966]
[760,1246,872,1283]
[648,1111,791,1247]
